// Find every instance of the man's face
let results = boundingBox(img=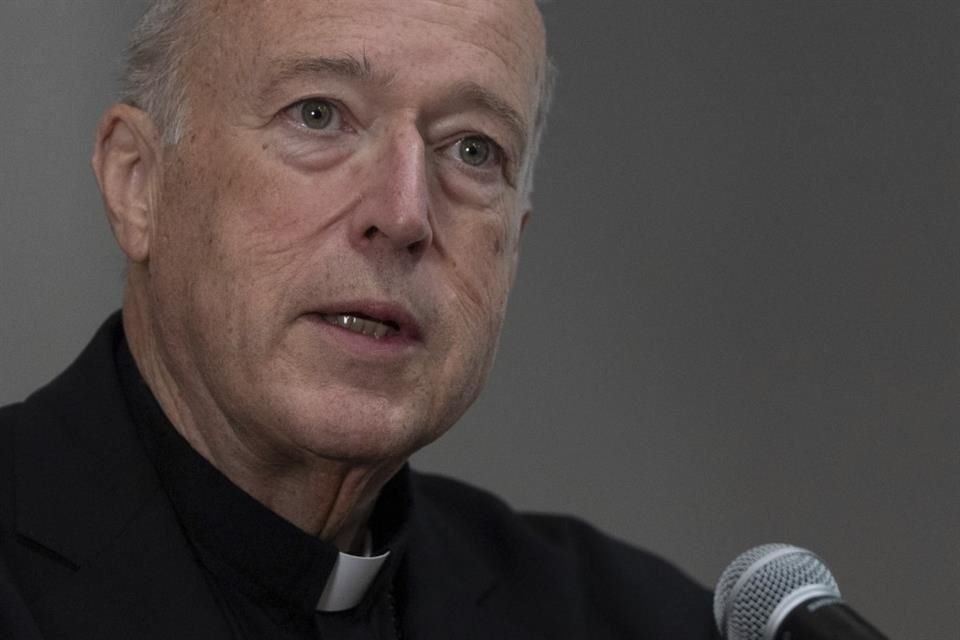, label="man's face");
[142,0,545,463]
